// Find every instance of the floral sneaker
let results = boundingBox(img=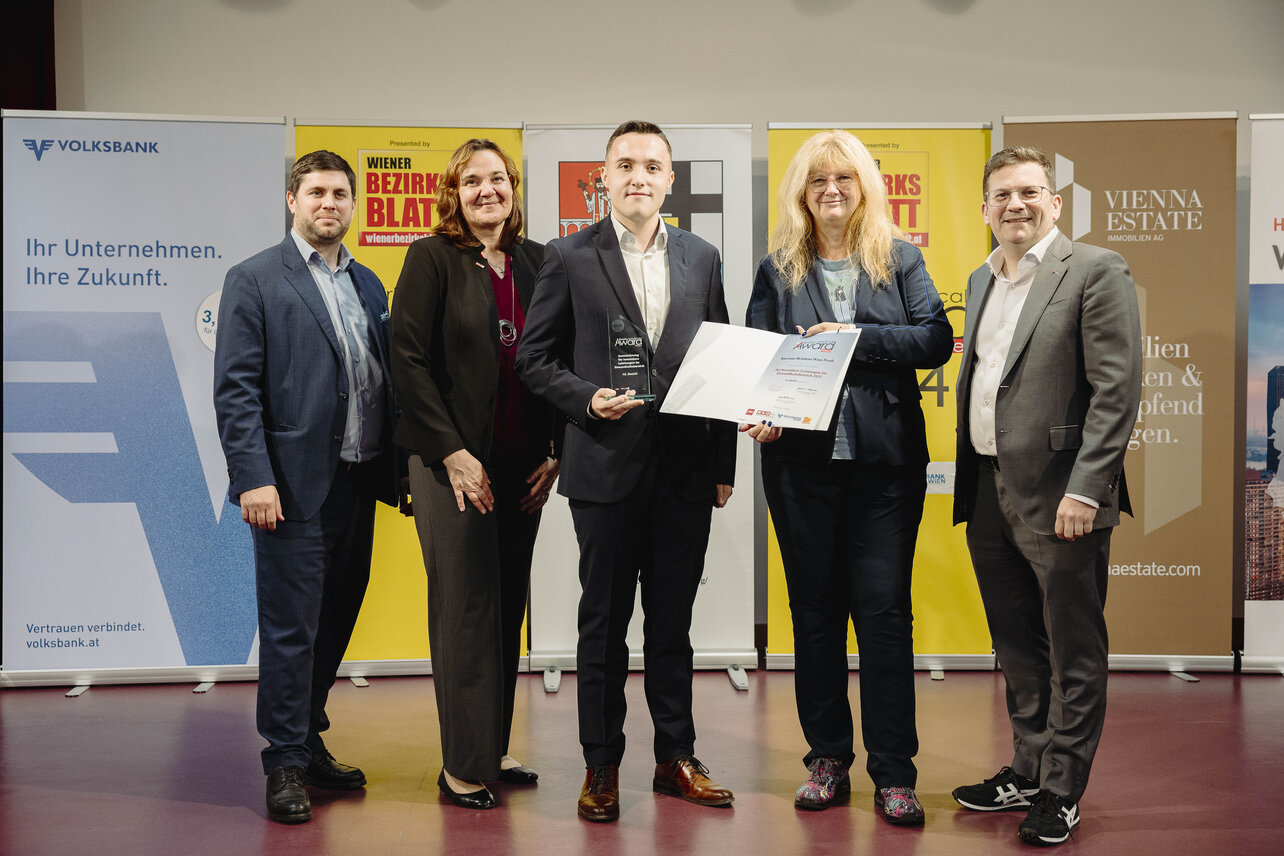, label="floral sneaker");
[875,786,925,825]
[794,757,850,810]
